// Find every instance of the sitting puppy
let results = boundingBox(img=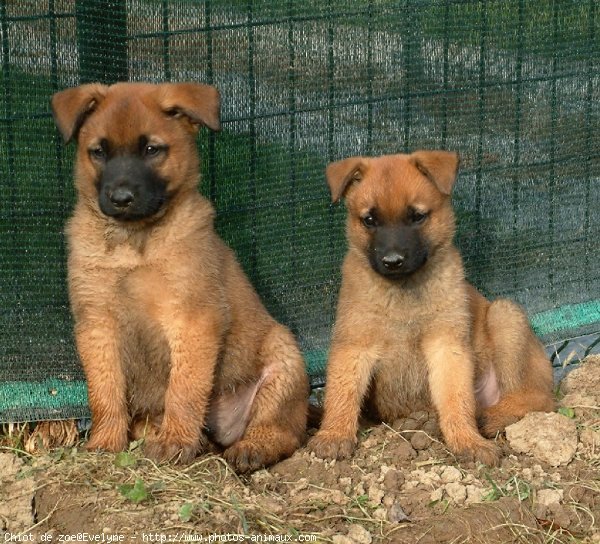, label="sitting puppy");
[52,82,308,471]
[309,151,554,465]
